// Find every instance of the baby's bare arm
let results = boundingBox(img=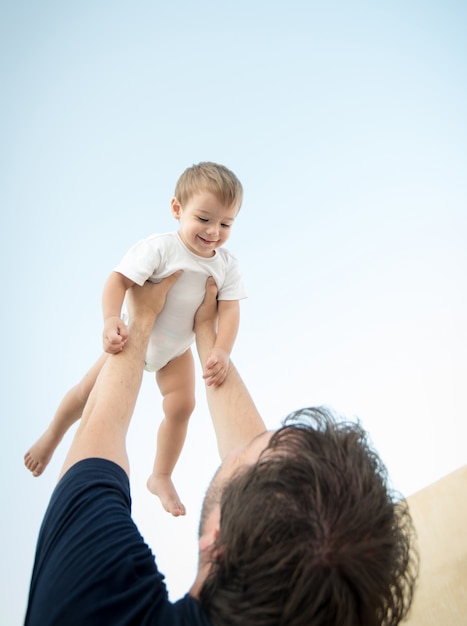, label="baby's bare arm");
[204,300,240,386]
[216,300,240,354]
[102,271,135,353]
